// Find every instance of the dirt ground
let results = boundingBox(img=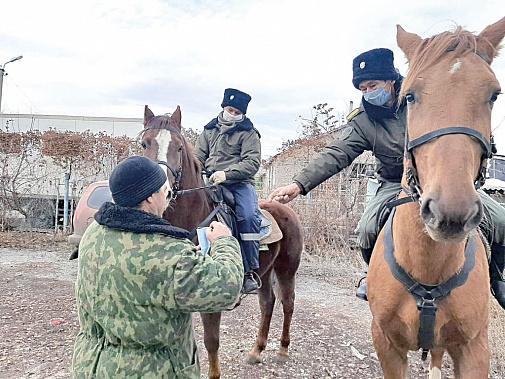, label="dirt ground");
[1,233,504,378]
